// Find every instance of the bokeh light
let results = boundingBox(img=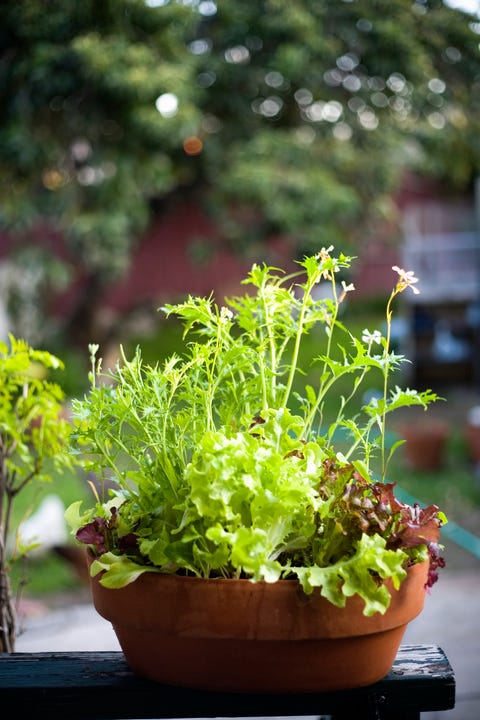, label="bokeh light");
[183,136,203,155]
[155,93,179,118]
